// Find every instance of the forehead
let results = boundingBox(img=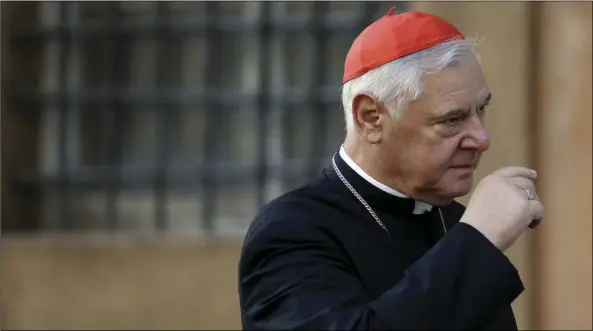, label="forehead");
[422,59,489,109]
